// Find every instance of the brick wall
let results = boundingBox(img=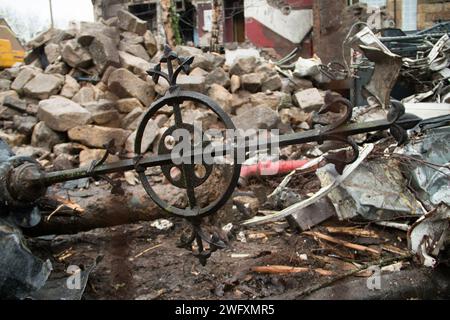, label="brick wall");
[385,0,403,28]
[384,0,450,30]
[417,0,450,29]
